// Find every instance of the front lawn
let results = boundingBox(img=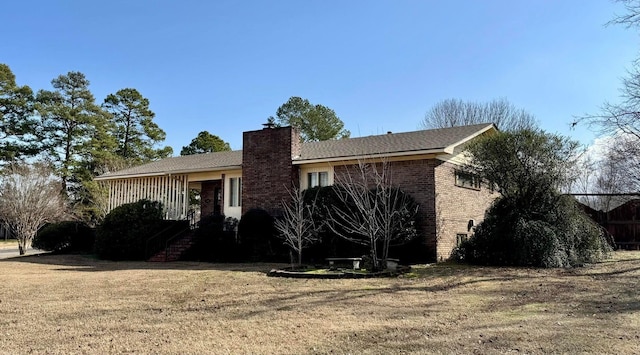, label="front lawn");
[0,252,638,354]
[0,239,17,249]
